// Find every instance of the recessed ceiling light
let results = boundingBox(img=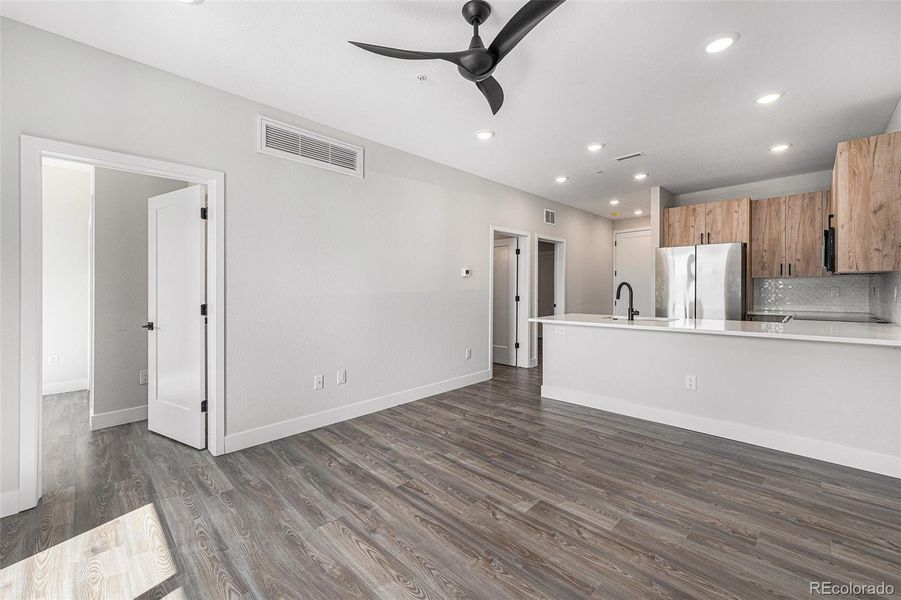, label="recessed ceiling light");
[634,210,644,215]
[555,176,569,183]
[475,129,495,141]
[609,199,620,205]
[586,143,604,153]
[633,172,648,181]
[704,32,739,54]
[769,143,791,153]
[178,0,204,4]
[755,91,783,105]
